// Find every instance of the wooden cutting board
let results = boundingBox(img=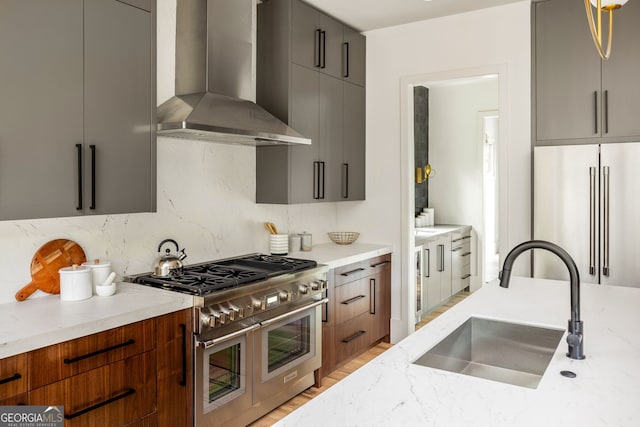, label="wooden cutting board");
[15,239,87,301]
